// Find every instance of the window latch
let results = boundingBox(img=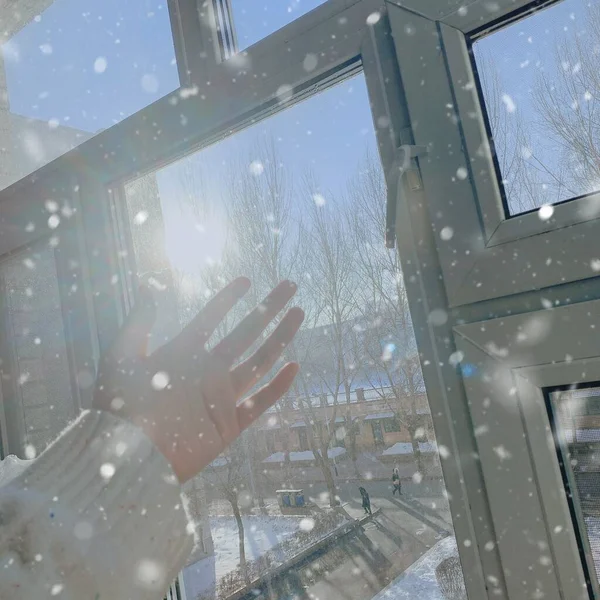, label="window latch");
[385,144,428,248]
